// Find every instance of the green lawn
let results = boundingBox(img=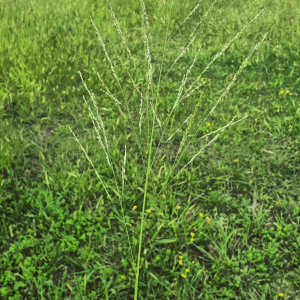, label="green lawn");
[0,0,300,299]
